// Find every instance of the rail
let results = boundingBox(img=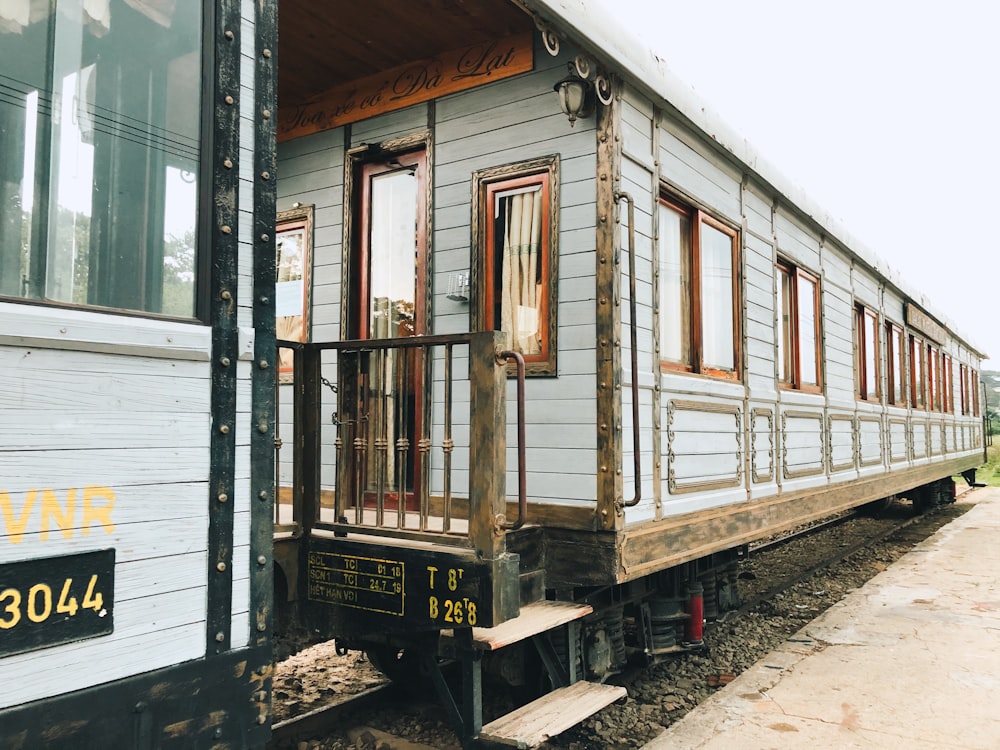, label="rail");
[275,331,525,554]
